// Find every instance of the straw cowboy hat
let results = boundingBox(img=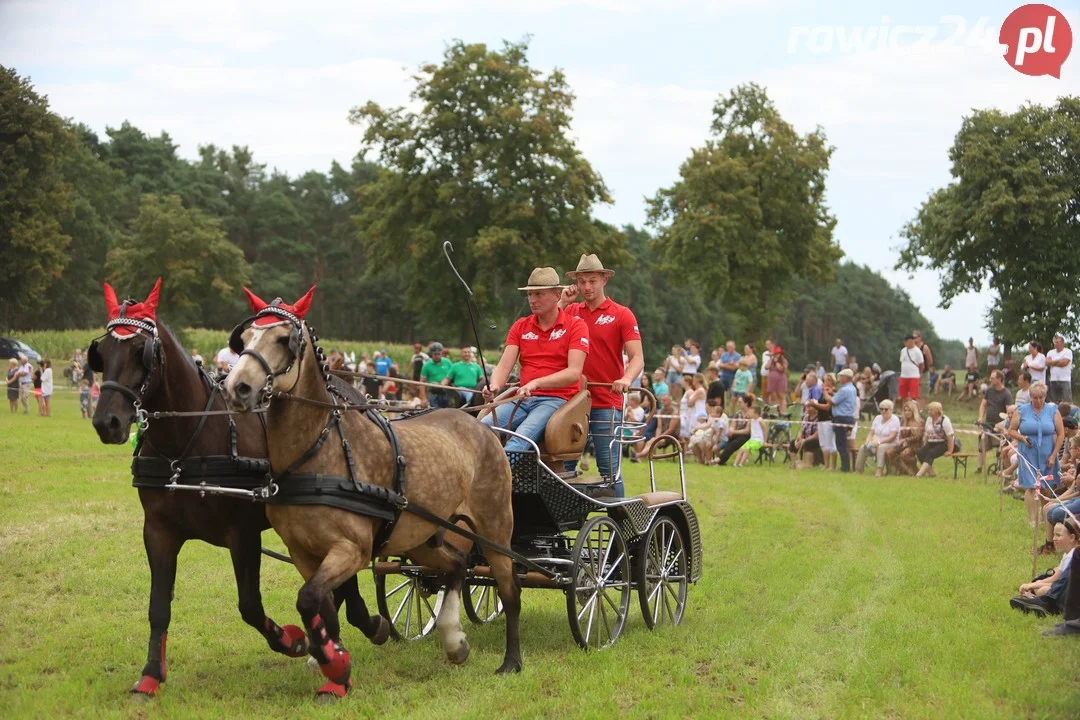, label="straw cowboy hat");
[565,253,615,280]
[517,267,567,291]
